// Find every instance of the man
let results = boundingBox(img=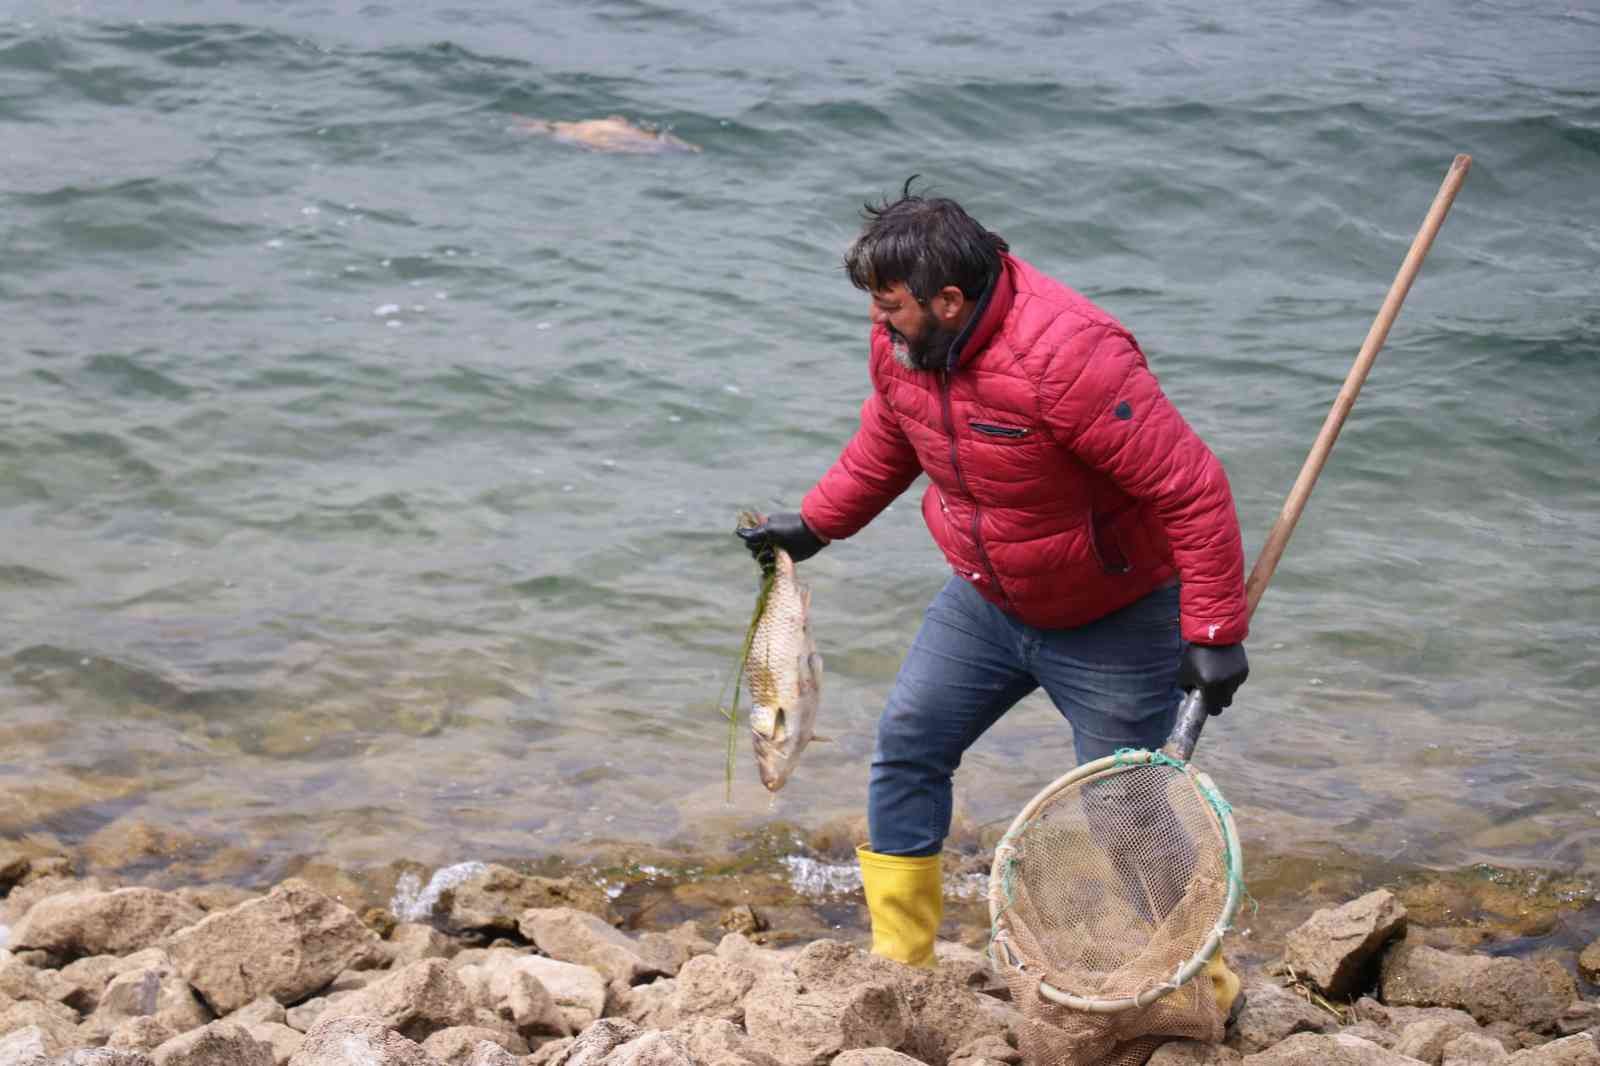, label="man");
[738,180,1249,1009]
